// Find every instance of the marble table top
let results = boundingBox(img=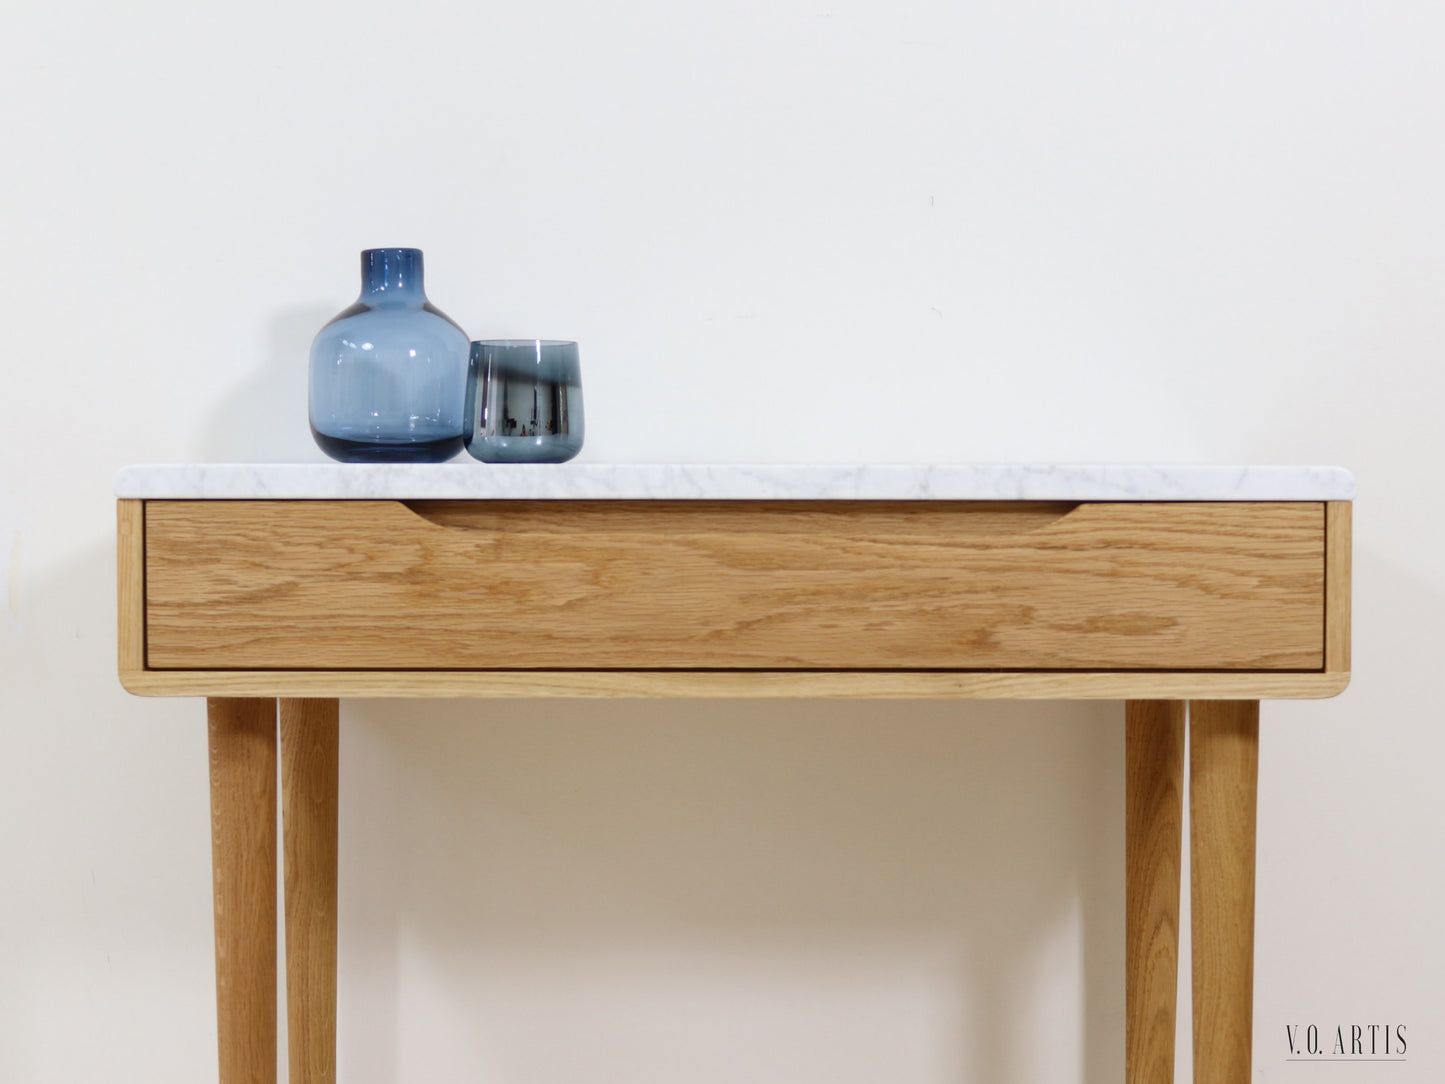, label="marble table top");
[114,464,1356,501]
